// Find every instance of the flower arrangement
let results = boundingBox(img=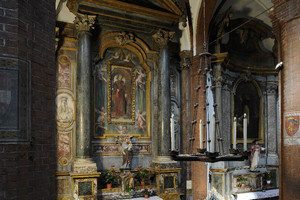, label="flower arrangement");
[141,188,155,196]
[136,168,154,182]
[102,165,118,184]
